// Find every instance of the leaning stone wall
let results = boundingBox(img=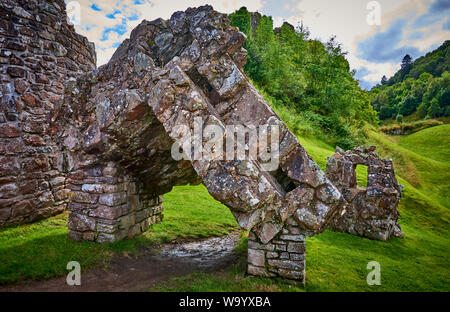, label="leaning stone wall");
[1,3,349,284]
[0,0,96,226]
